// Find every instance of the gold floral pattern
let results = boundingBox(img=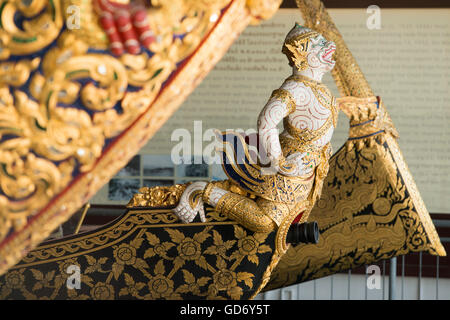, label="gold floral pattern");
[177,270,210,296]
[204,230,236,260]
[144,232,175,260]
[3,269,25,290]
[0,207,277,300]
[232,226,272,265]
[90,282,115,300]
[147,261,179,300]
[119,274,146,299]
[113,244,137,266]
